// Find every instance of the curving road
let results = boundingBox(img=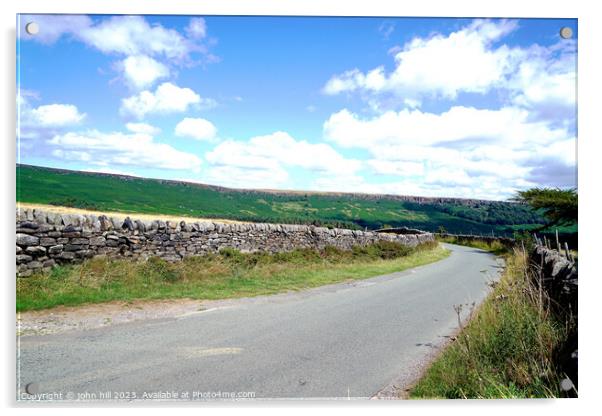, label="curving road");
[17,244,503,401]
